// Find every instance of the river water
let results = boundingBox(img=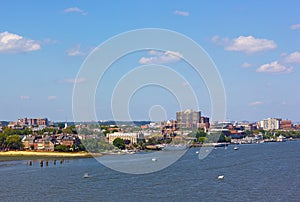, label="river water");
[0,141,299,201]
